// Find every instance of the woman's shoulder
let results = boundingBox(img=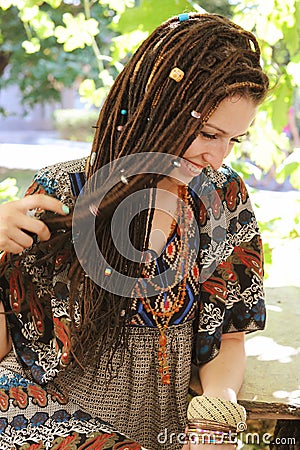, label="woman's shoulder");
[32,157,87,205]
[210,164,247,189]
